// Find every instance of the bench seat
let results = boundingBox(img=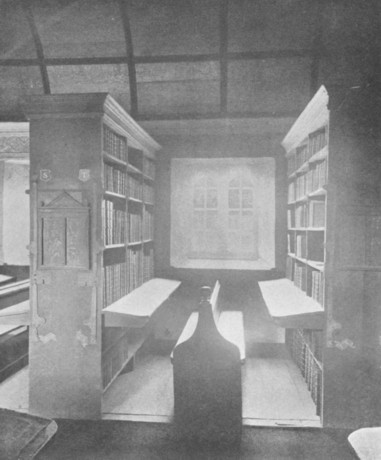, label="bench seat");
[218,311,245,363]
